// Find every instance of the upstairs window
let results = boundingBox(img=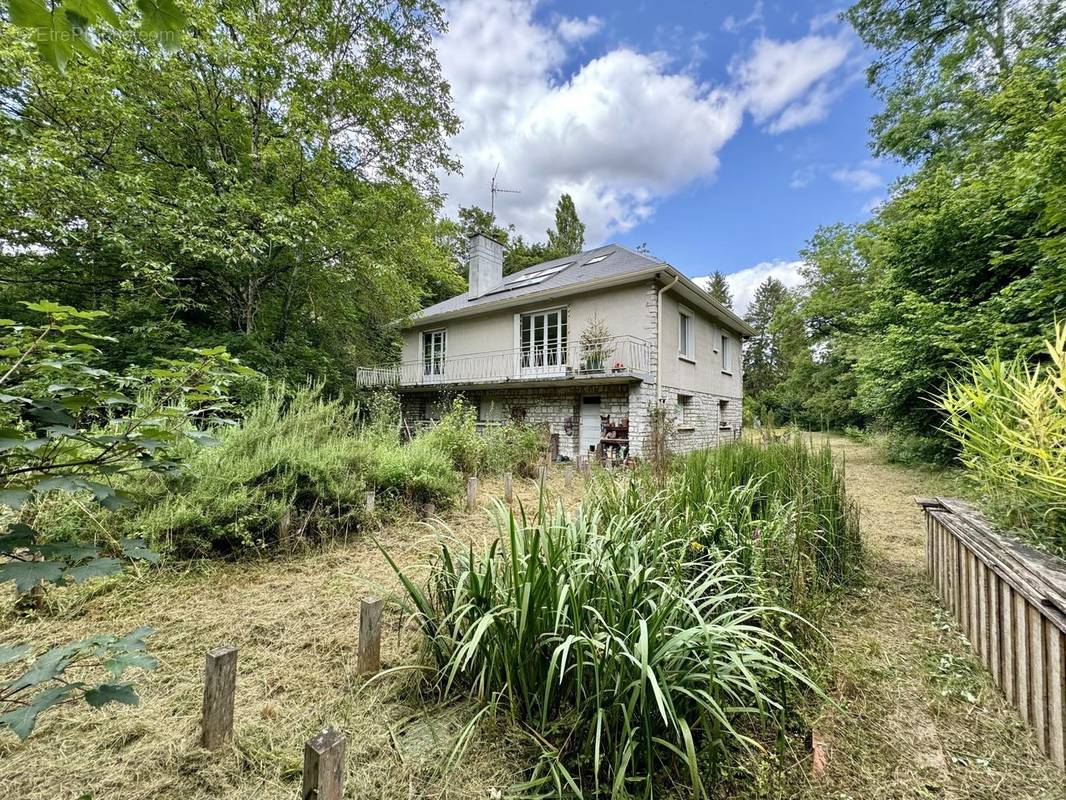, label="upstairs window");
[422,329,446,376]
[720,333,733,373]
[678,307,694,359]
